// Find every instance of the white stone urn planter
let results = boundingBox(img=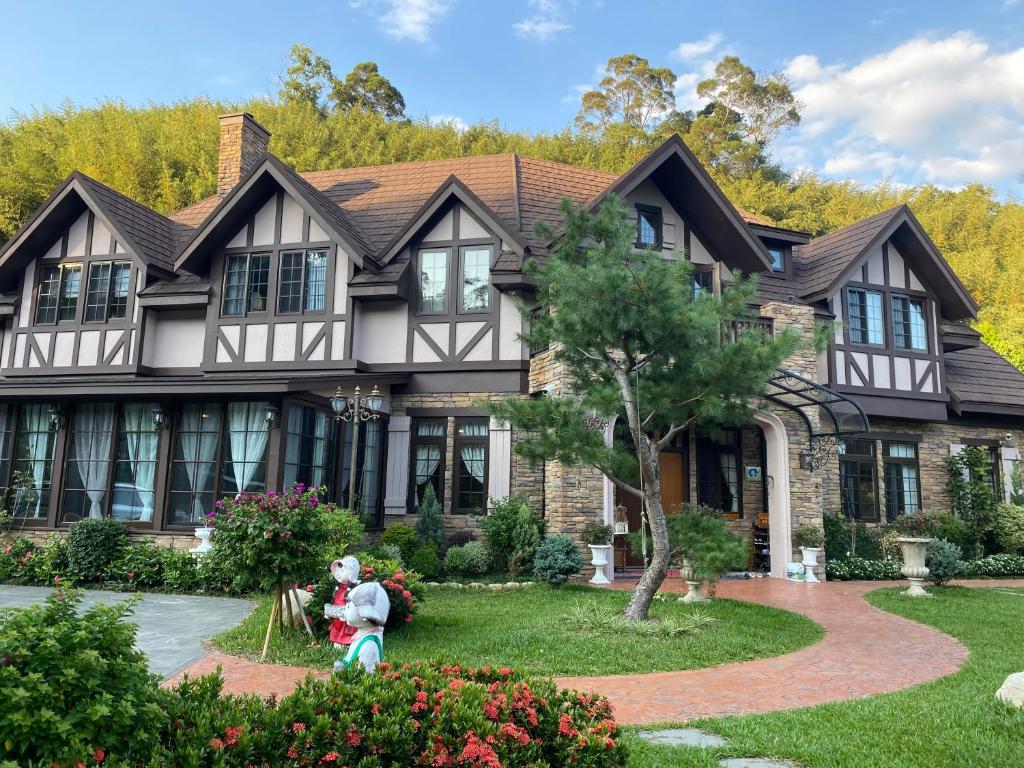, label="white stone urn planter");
[800,547,823,584]
[190,526,214,557]
[896,536,933,597]
[679,559,708,603]
[588,544,612,585]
